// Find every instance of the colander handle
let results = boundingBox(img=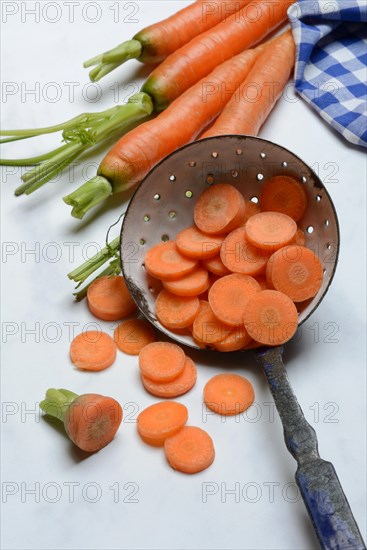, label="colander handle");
[256,347,366,550]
